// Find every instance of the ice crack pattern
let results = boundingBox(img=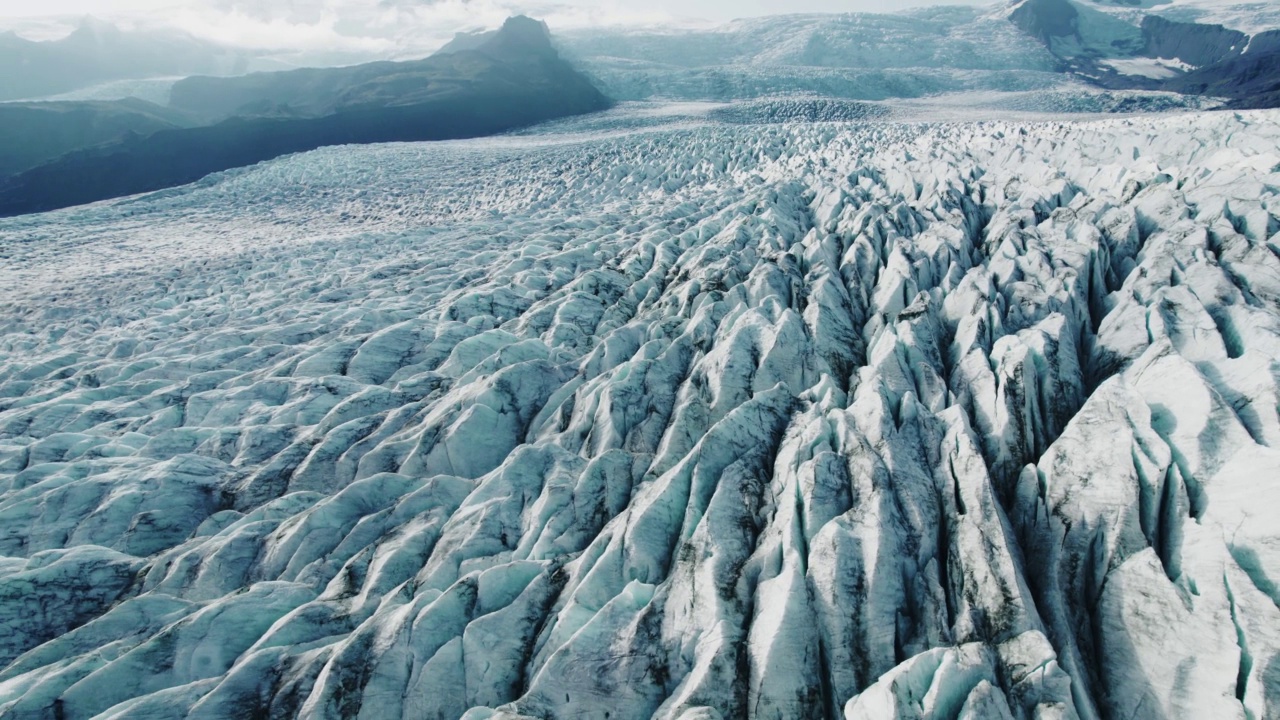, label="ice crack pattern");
[1,106,1280,720]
